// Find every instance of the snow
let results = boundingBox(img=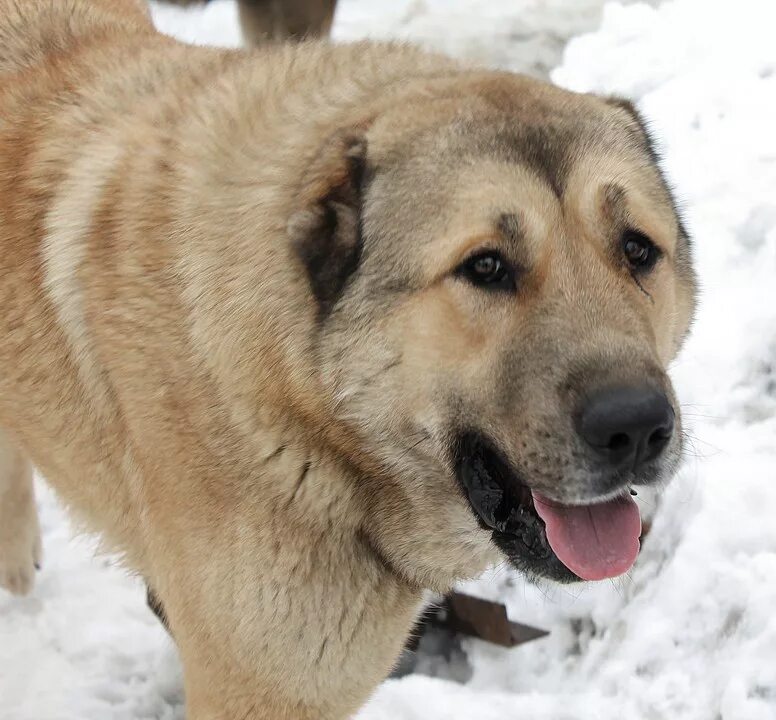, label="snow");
[3,1,776,719]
